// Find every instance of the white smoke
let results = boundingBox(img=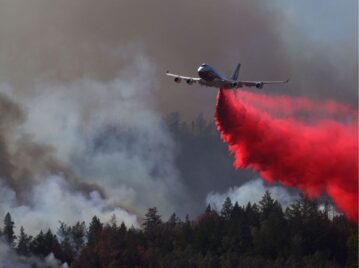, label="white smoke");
[0,53,188,234]
[0,240,68,268]
[206,178,296,211]
[0,176,138,235]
